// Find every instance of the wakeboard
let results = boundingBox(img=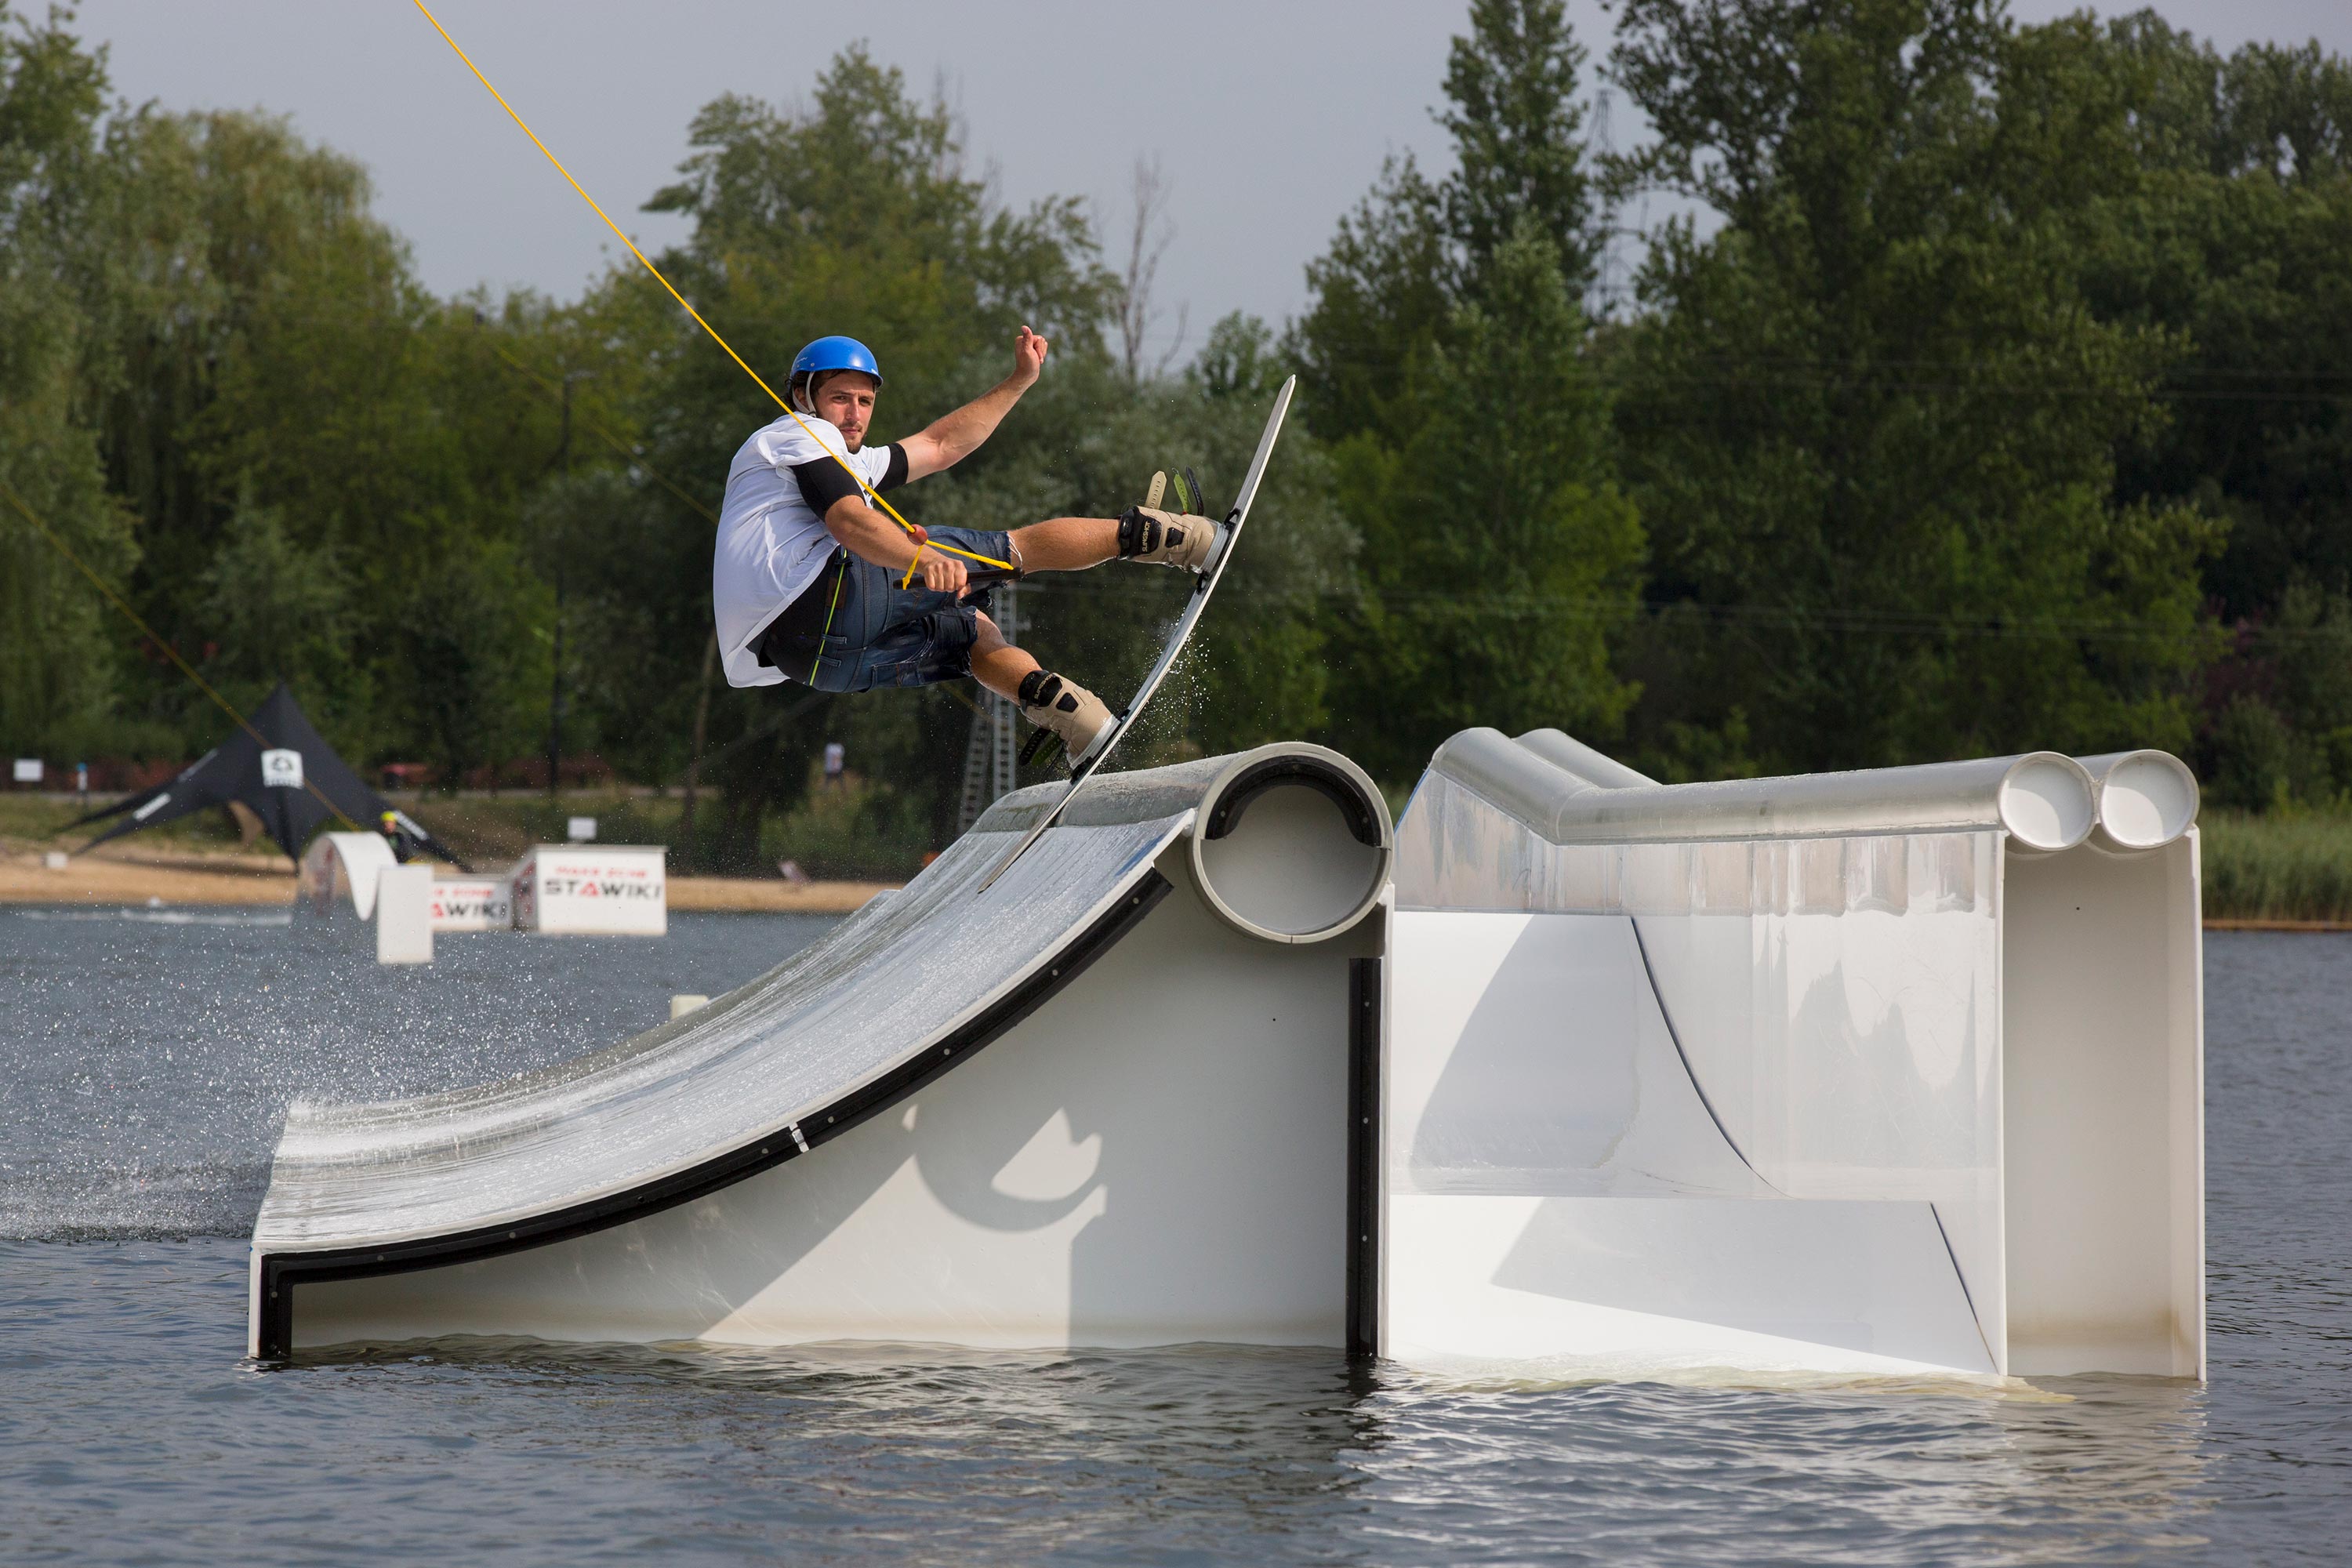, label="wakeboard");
[976,375,1297,894]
